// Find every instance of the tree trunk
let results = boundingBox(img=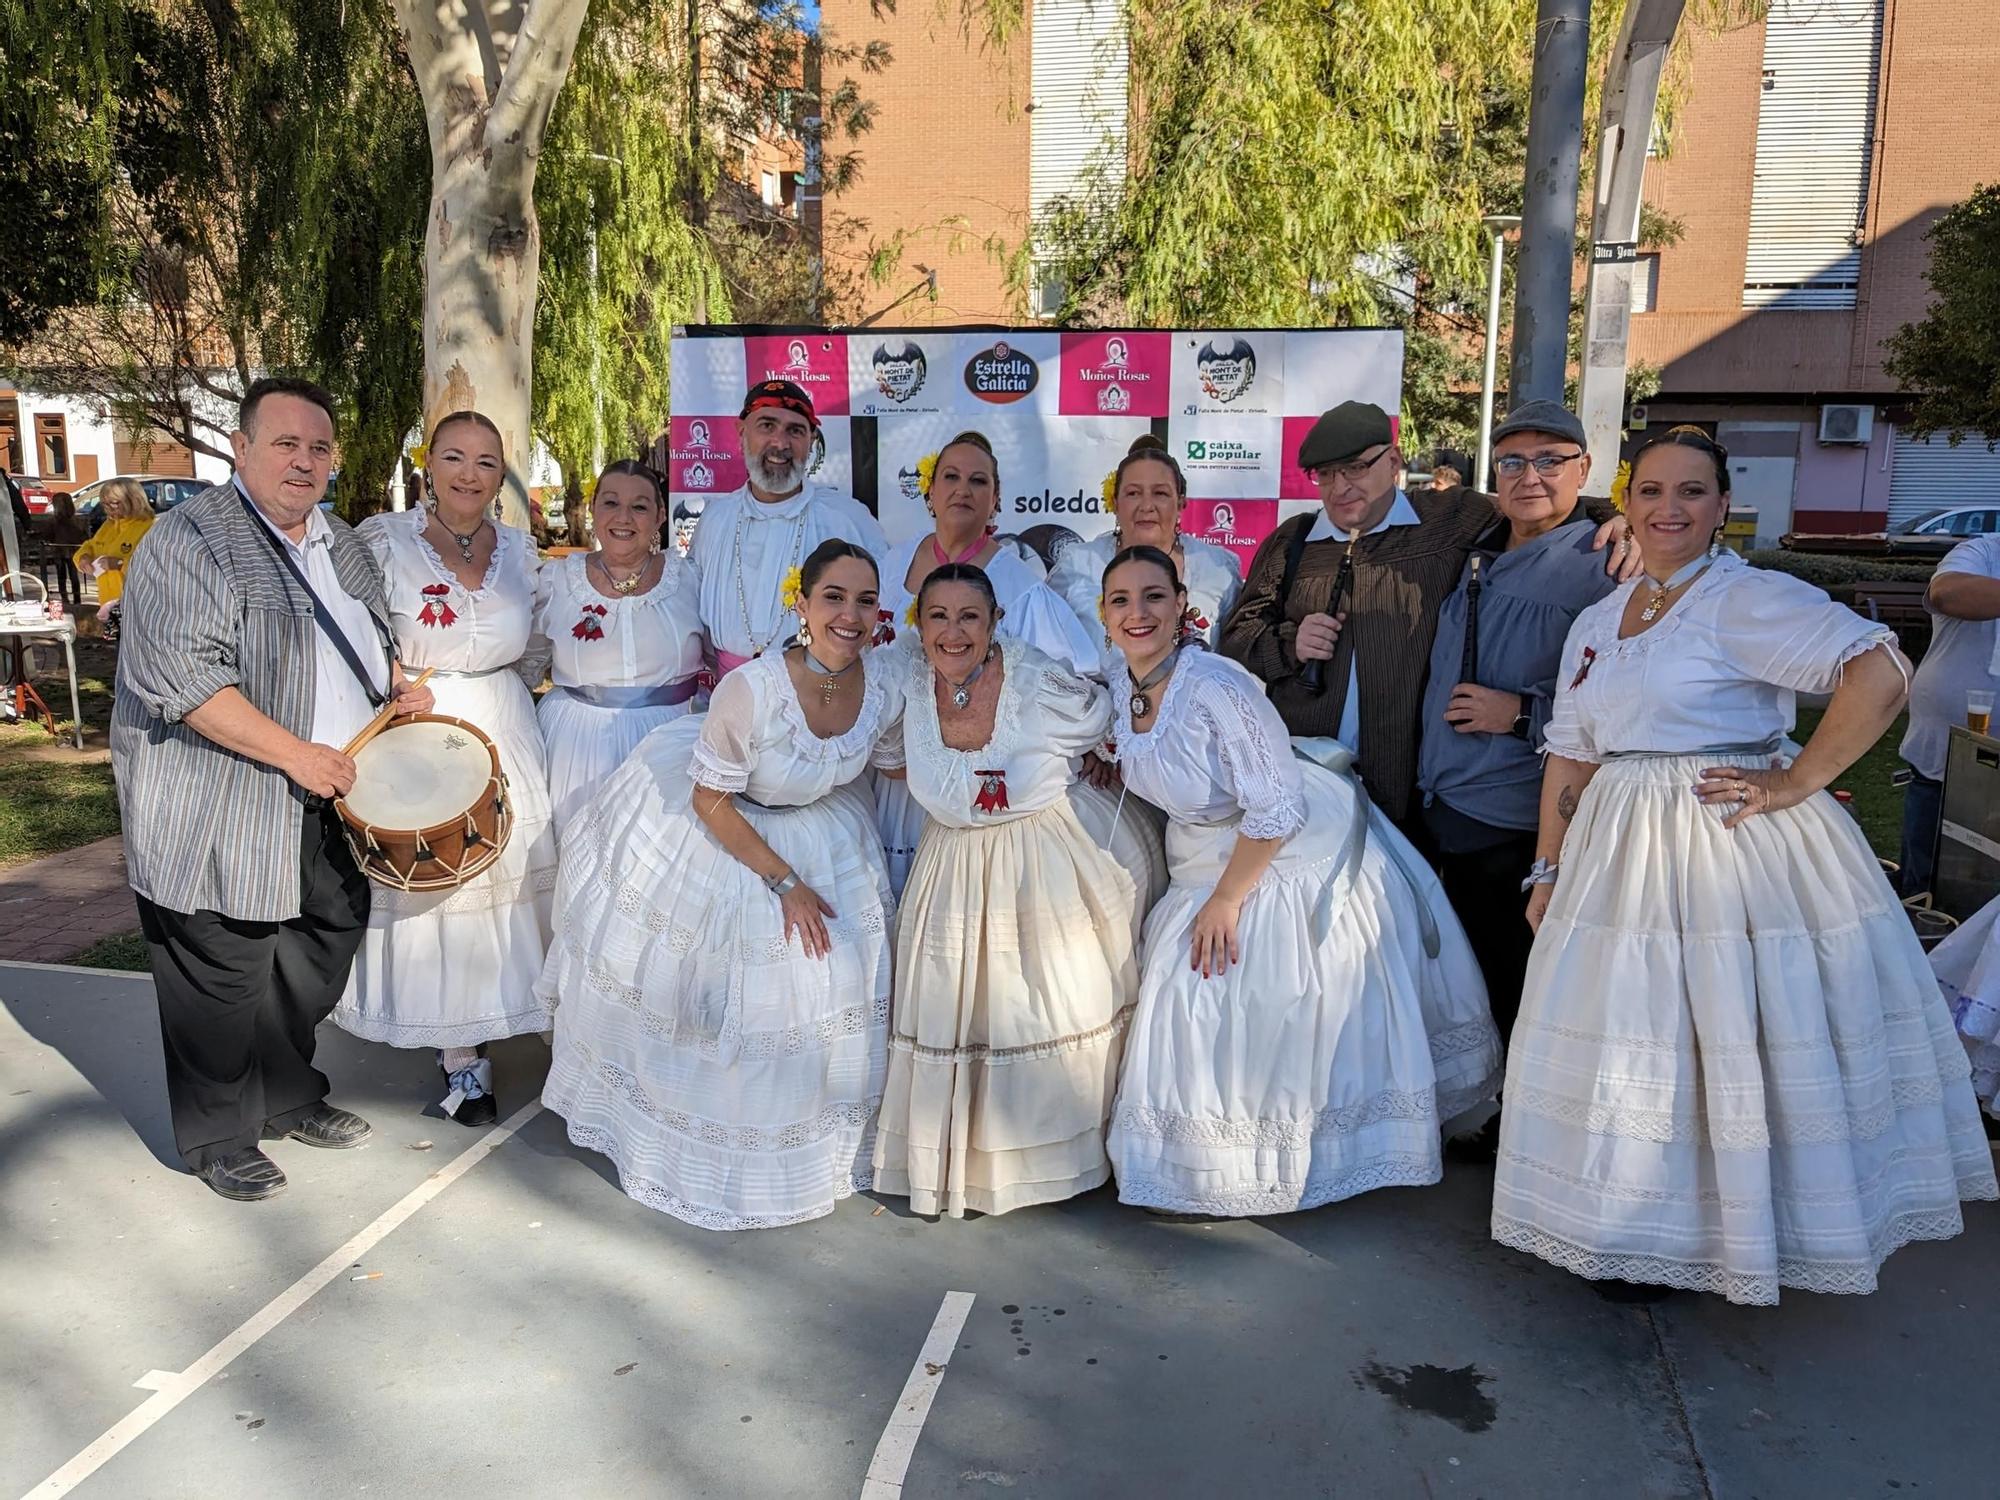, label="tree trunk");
[396,0,588,528]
